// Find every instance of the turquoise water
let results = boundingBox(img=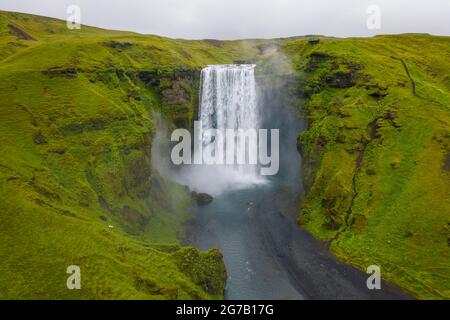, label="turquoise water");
[190,182,305,299]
